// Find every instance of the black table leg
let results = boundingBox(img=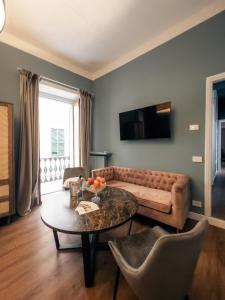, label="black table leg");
[52,229,82,251]
[53,229,60,250]
[128,219,133,235]
[52,230,96,286]
[113,267,121,300]
[81,233,95,288]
